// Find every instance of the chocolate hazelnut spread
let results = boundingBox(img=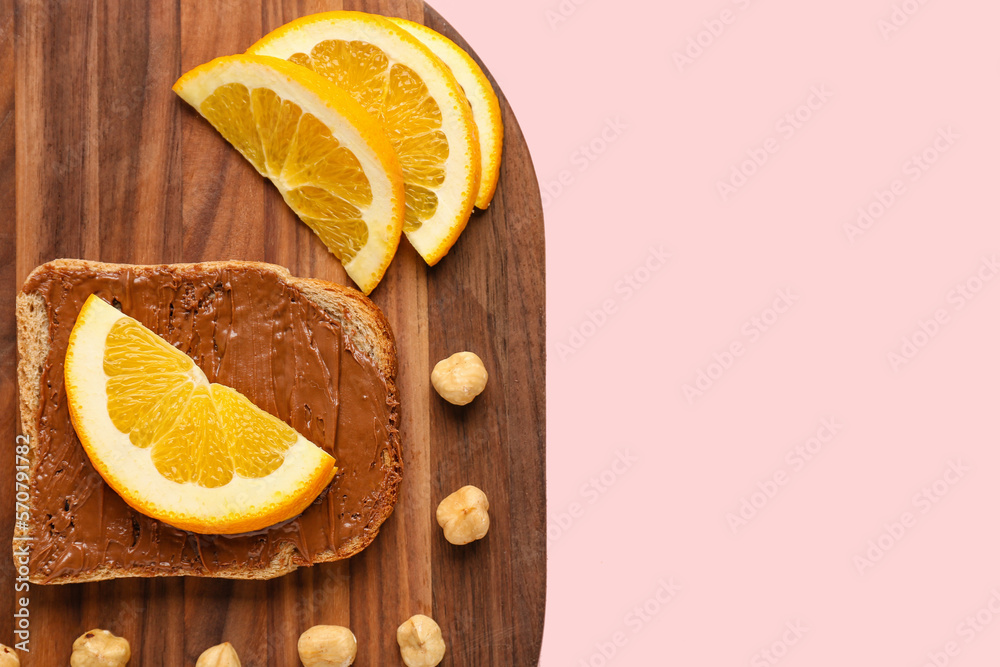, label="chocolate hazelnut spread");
[21,262,400,583]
